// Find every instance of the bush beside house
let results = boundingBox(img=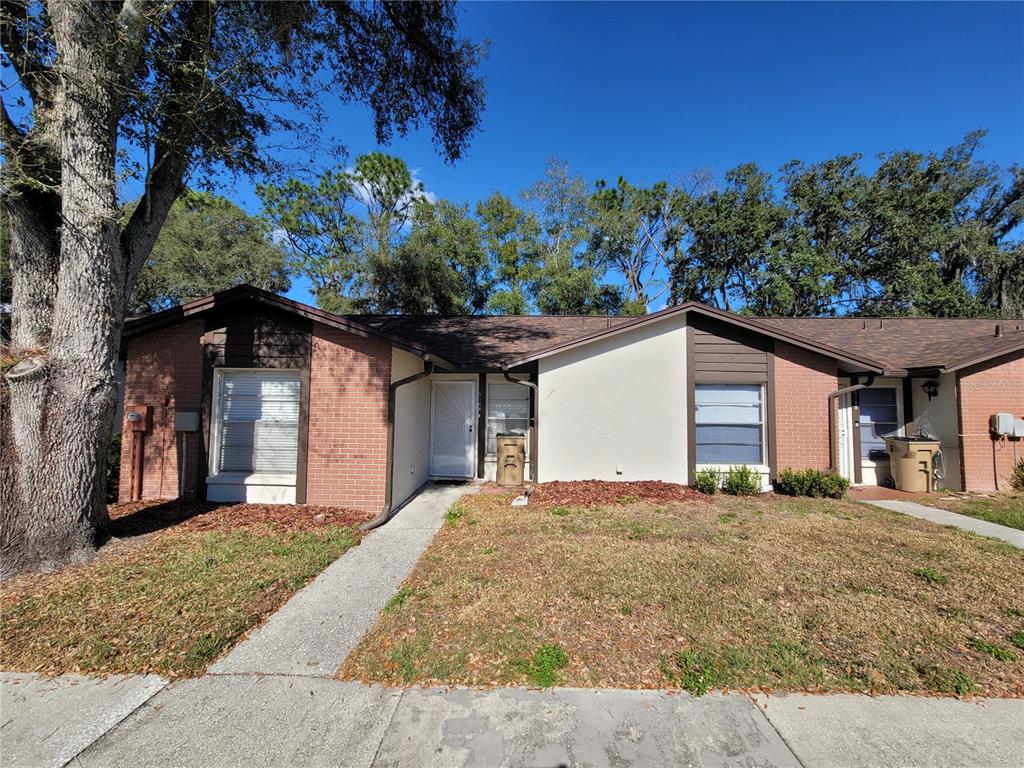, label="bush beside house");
[775,468,850,499]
